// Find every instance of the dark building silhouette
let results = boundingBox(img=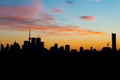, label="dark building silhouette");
[36,38,41,45]
[54,43,58,52]
[71,49,77,53]
[65,45,70,53]
[1,44,4,52]
[59,46,64,54]
[5,44,9,51]
[50,43,58,54]
[80,46,84,53]
[10,41,20,55]
[54,43,58,50]
[102,47,112,53]
[84,49,91,53]
[31,38,36,46]
[39,42,44,50]
[93,49,96,52]
[112,33,116,51]
[22,41,31,51]
[90,46,93,52]
[1,33,120,65]
[29,27,31,42]
[23,41,30,47]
